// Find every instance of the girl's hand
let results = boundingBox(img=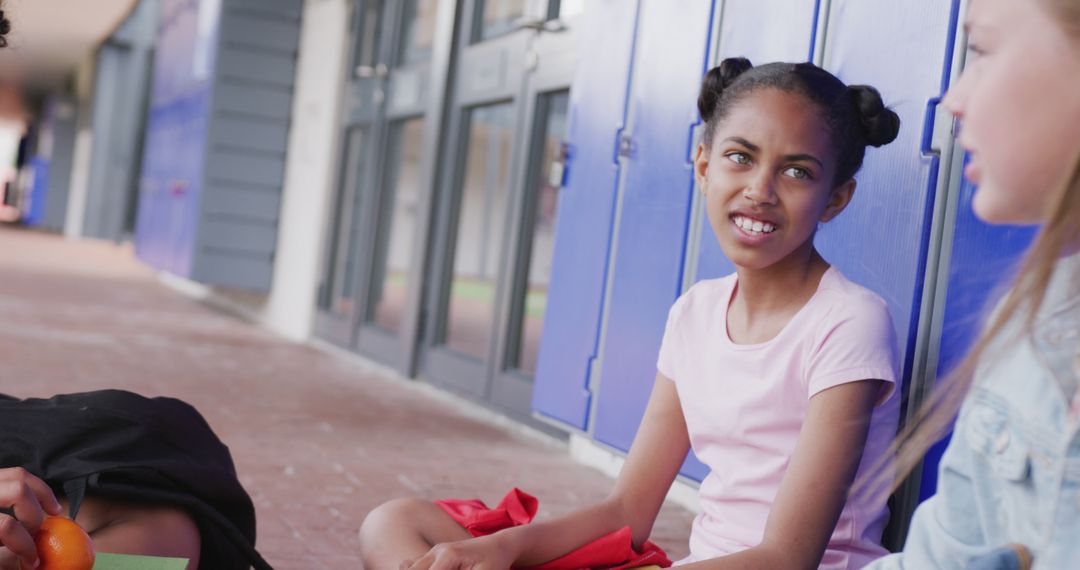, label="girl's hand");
[402,534,517,570]
[0,467,64,570]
